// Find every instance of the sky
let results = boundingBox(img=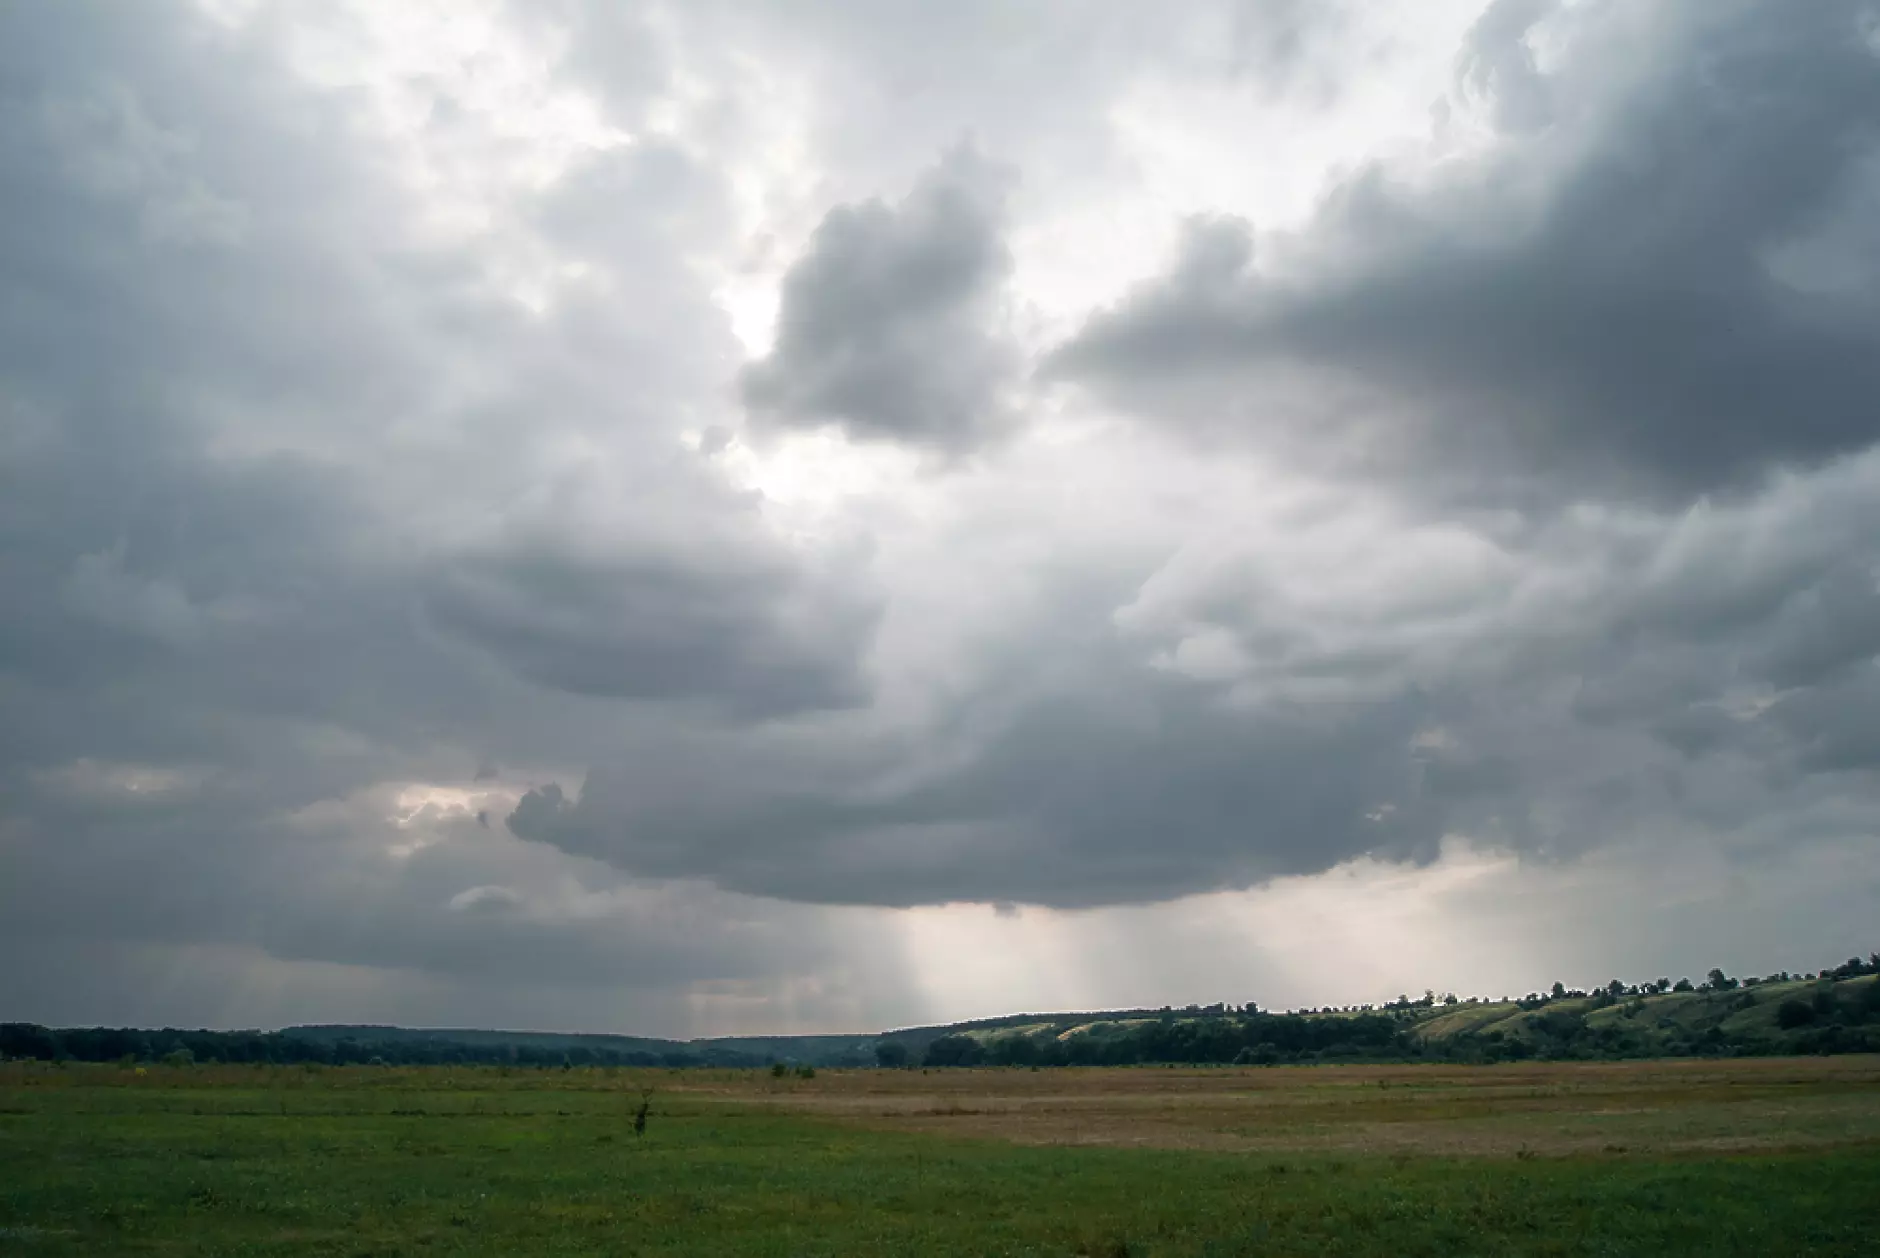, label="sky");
[3,0,1879,1038]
